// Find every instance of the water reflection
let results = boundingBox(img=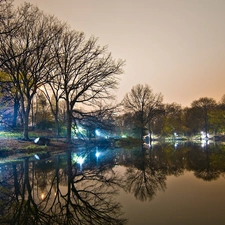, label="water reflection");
[186,143,222,181]
[123,145,167,202]
[1,142,225,224]
[0,150,127,225]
